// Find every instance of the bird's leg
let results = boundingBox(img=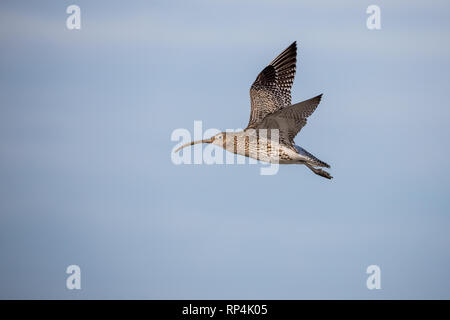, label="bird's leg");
[305,163,333,180]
